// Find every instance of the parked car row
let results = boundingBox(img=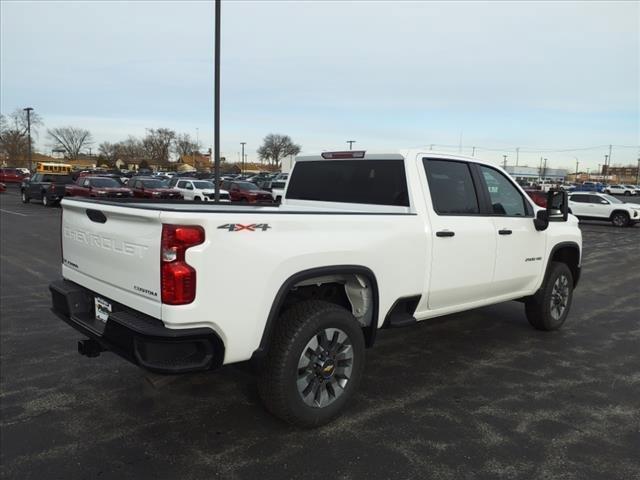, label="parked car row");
[18,173,280,207]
